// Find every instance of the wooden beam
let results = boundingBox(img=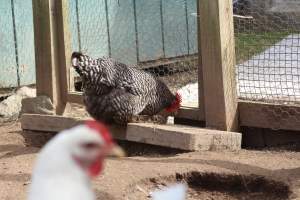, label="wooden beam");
[21,114,127,140]
[32,0,71,114]
[239,101,300,131]
[54,0,73,113]
[199,0,238,131]
[127,123,241,151]
[177,106,204,121]
[21,114,241,151]
[196,0,206,125]
[67,92,205,121]
[21,114,84,133]
[67,92,84,104]
[32,0,58,105]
